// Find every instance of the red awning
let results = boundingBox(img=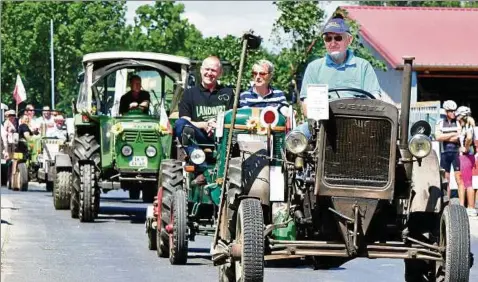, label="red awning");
[341,6,478,71]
